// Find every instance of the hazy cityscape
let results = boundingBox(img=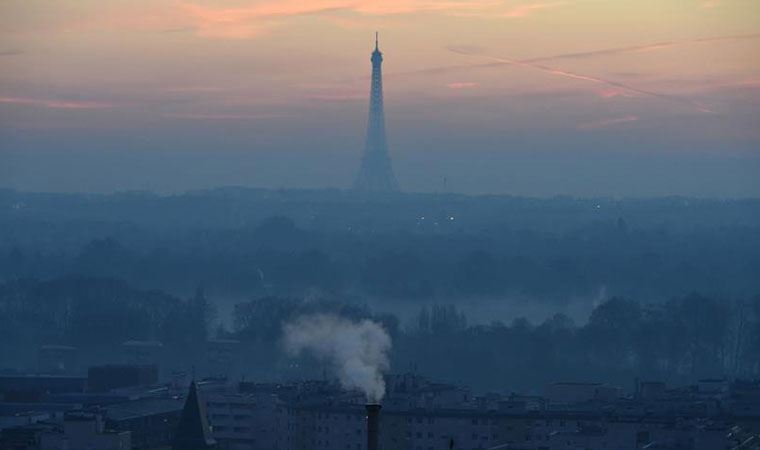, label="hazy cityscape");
[2,0,760,449]
[2,187,760,448]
